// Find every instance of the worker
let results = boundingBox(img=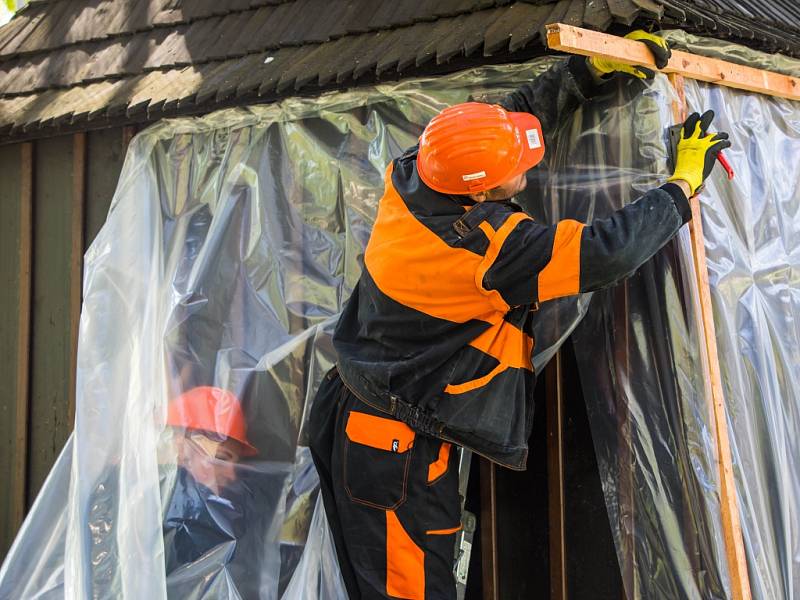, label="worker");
[309,30,731,599]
